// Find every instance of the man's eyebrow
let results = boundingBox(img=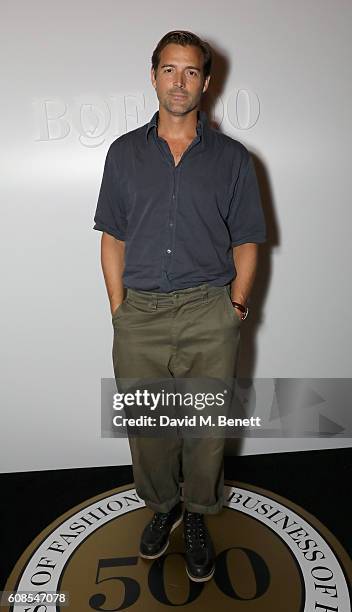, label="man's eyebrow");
[160,63,201,71]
